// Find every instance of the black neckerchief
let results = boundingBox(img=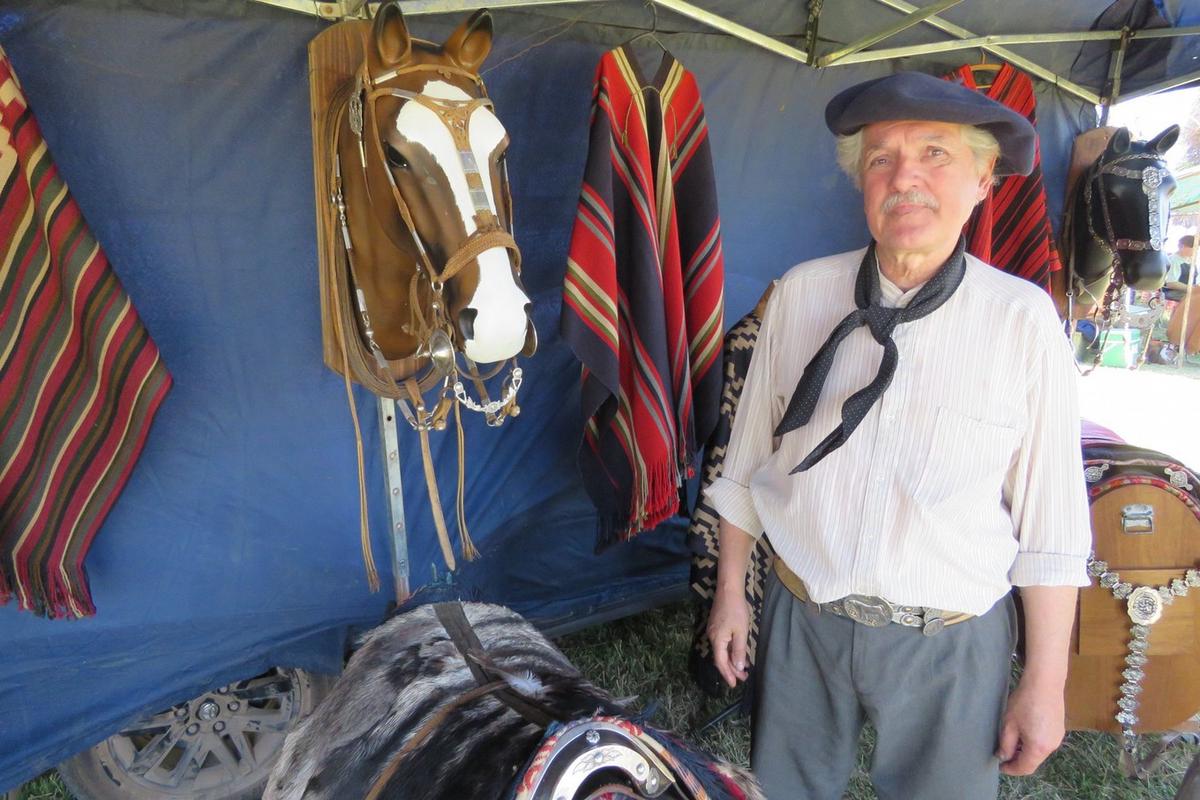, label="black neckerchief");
[774,238,967,473]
